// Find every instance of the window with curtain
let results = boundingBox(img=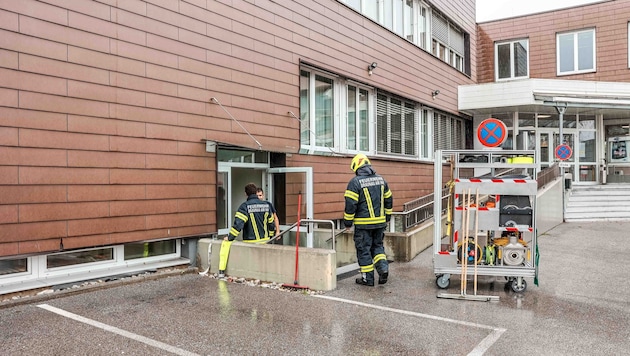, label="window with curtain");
[433,111,465,152]
[377,92,418,156]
